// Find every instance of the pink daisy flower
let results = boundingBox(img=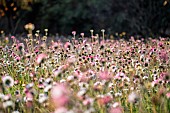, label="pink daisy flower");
[72,31,76,36]
[109,106,123,113]
[36,53,47,64]
[99,71,112,81]
[51,84,69,108]
[166,92,170,99]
